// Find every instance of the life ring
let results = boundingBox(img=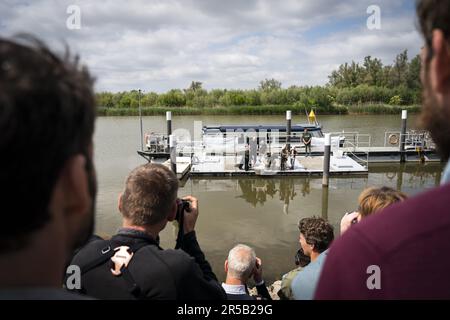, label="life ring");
[388,134,399,145]
[386,172,396,180]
